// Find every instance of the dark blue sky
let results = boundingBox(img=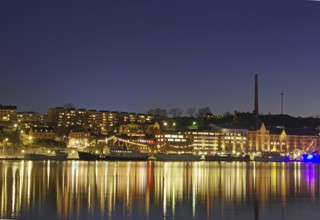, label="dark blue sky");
[1,0,320,116]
